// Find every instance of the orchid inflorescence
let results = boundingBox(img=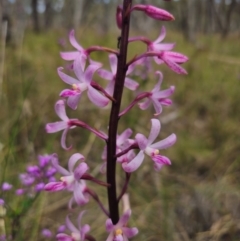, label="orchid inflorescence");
[44,1,188,240]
